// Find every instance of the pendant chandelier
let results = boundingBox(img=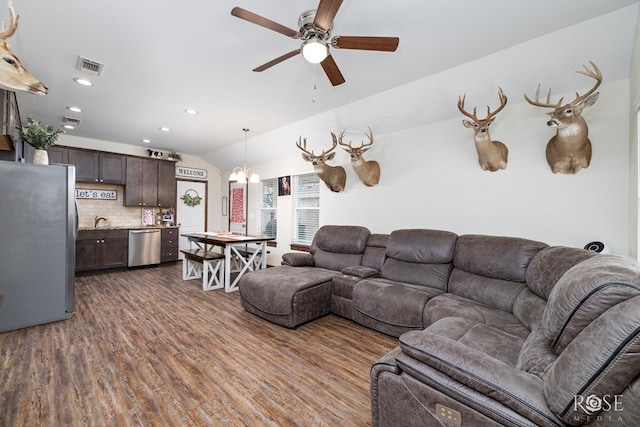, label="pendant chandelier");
[229,128,259,184]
